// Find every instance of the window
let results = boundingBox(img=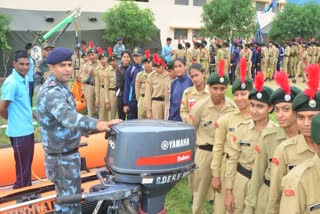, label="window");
[174,29,188,40]
[256,2,265,11]
[175,0,189,5]
[193,0,206,6]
